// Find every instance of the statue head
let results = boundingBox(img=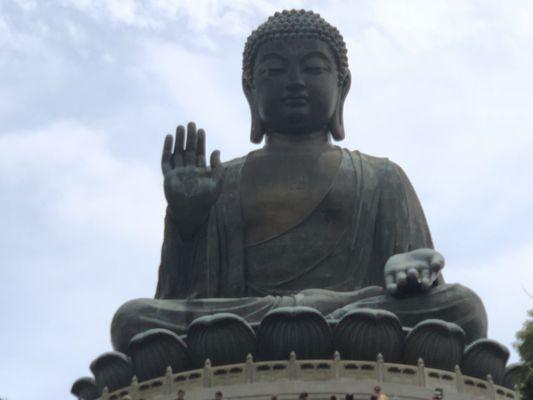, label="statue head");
[242,9,351,144]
